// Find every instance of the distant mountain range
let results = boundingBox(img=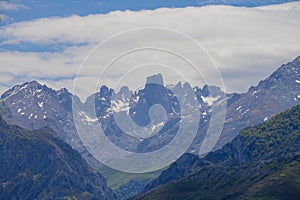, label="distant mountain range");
[132,104,300,200]
[205,55,300,150]
[0,56,299,198]
[0,115,116,200]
